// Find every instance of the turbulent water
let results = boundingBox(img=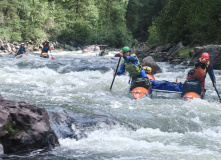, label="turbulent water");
[0,51,221,160]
